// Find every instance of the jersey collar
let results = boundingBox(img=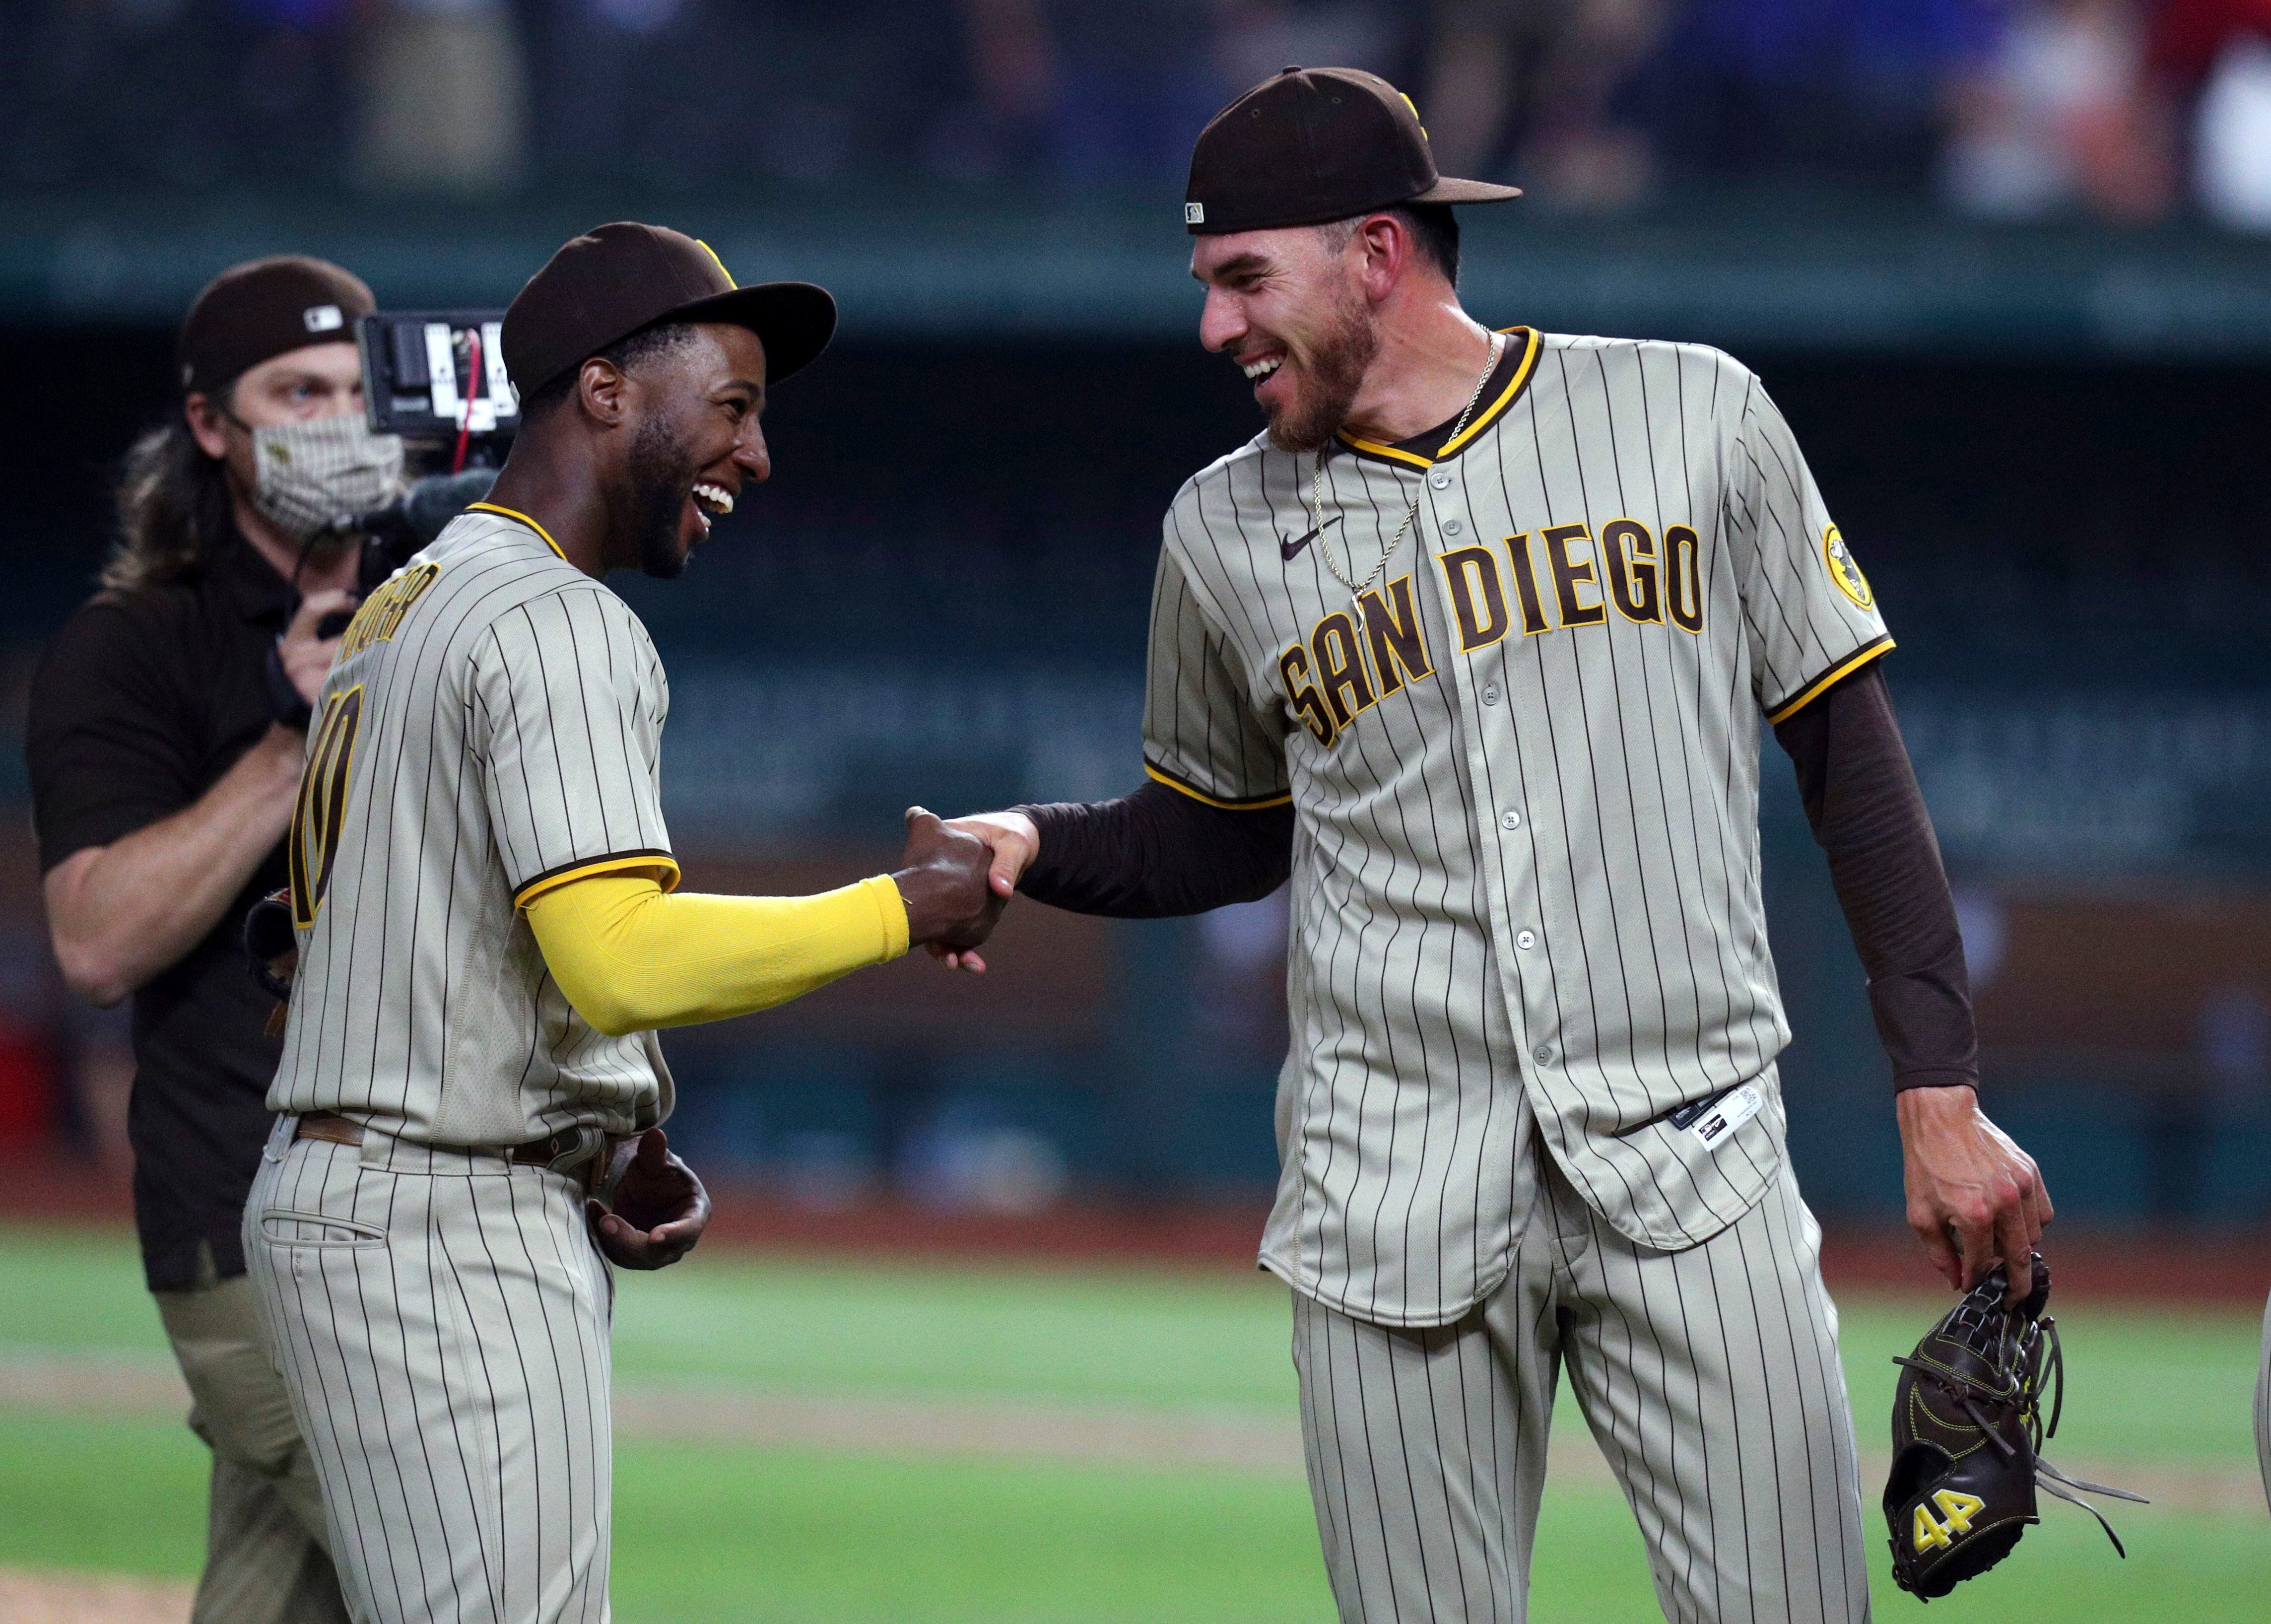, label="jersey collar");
[1335,326,1539,472]
[464,501,568,561]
